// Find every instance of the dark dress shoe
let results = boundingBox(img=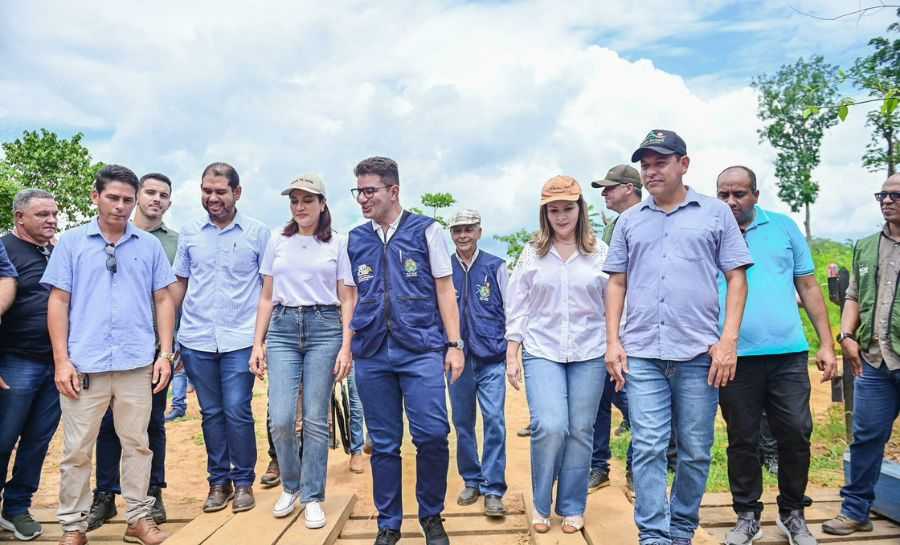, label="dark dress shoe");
[457,486,480,506]
[484,494,506,518]
[87,490,117,531]
[374,527,401,545]
[148,485,167,524]
[203,483,234,513]
[232,485,255,513]
[421,515,450,545]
